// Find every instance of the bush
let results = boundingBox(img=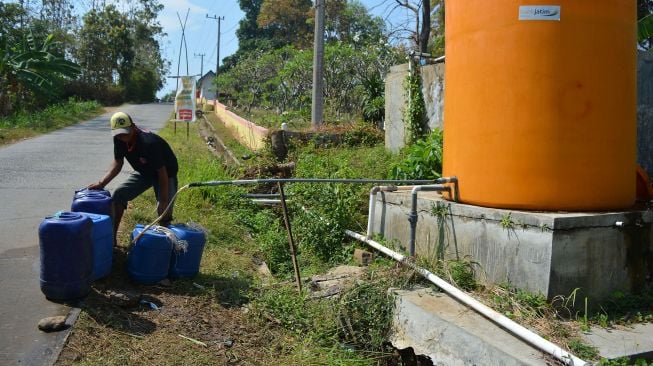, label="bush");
[389,128,443,180]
